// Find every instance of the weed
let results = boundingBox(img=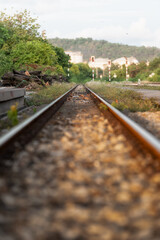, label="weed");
[99,103,108,111]
[111,101,129,111]
[7,103,19,126]
[26,83,76,106]
[33,107,37,113]
[86,82,160,112]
